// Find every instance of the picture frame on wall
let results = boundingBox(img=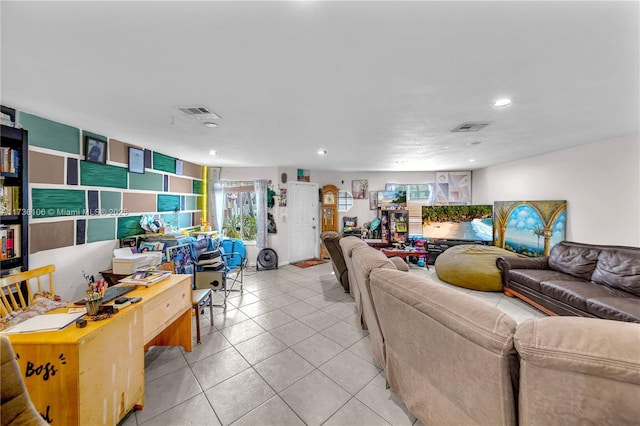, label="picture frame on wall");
[369,191,378,210]
[165,243,194,274]
[352,179,368,199]
[175,159,183,176]
[128,147,145,174]
[84,136,107,164]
